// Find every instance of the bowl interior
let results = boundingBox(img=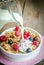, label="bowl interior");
[0,27,42,55]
